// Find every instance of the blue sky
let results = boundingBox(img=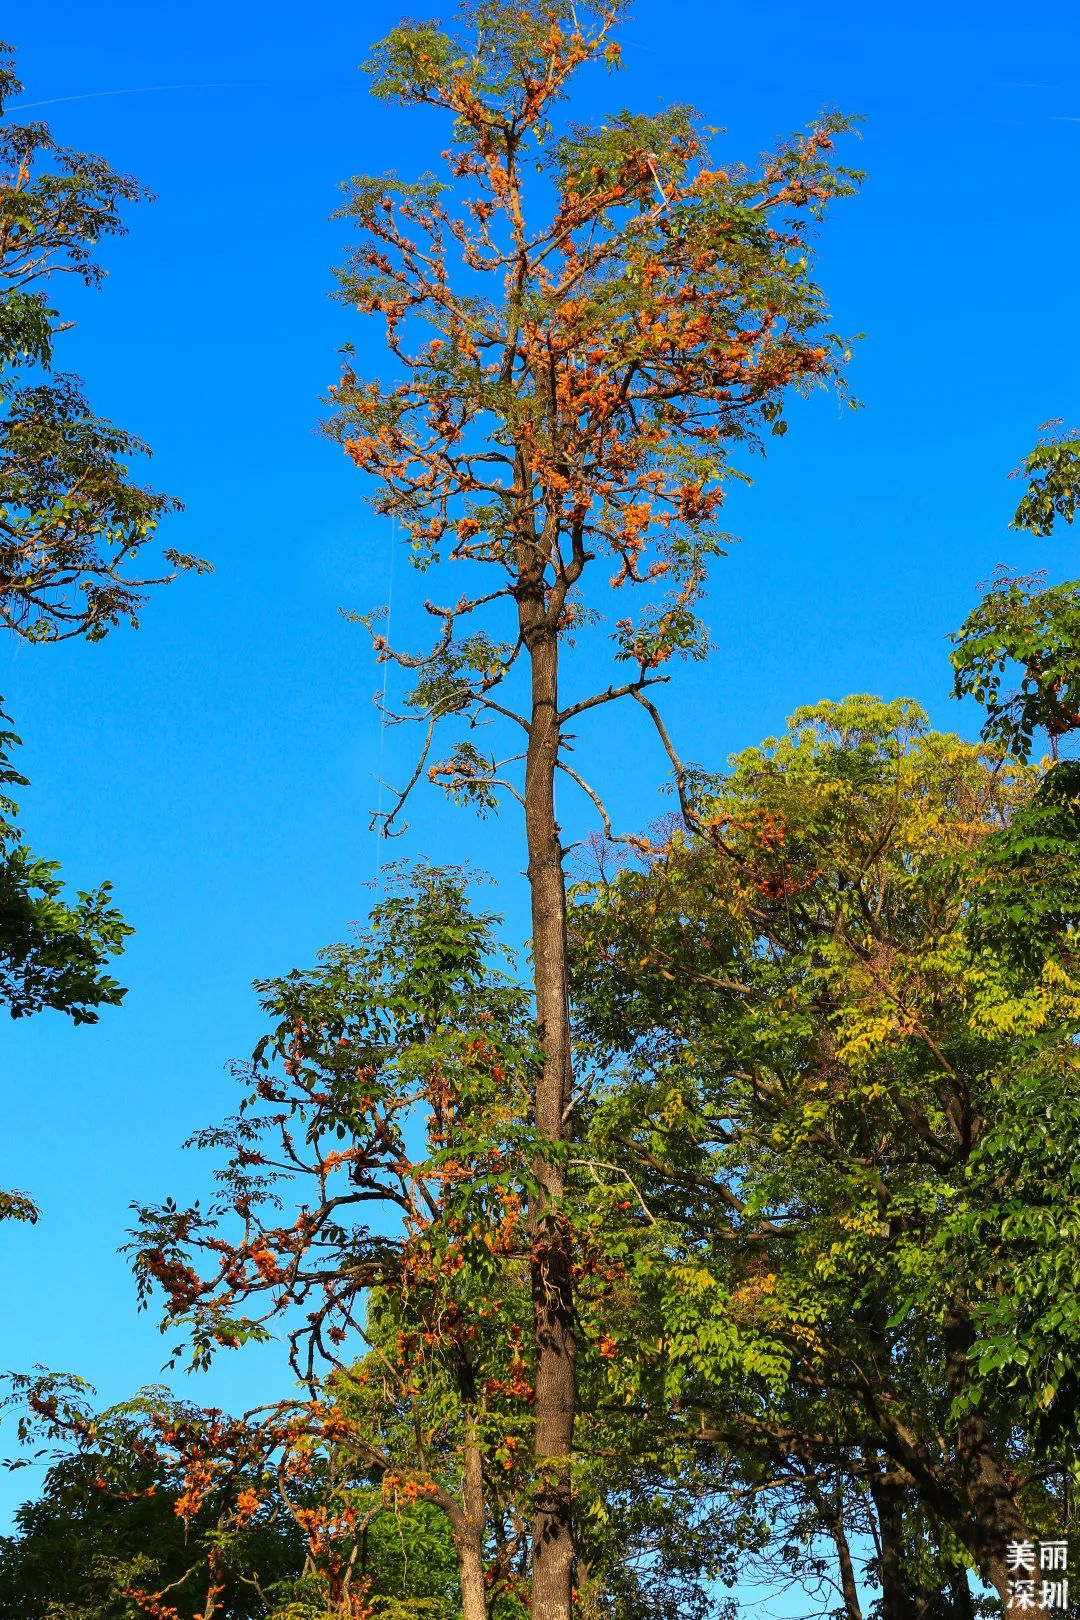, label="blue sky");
[0,0,1076,1589]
